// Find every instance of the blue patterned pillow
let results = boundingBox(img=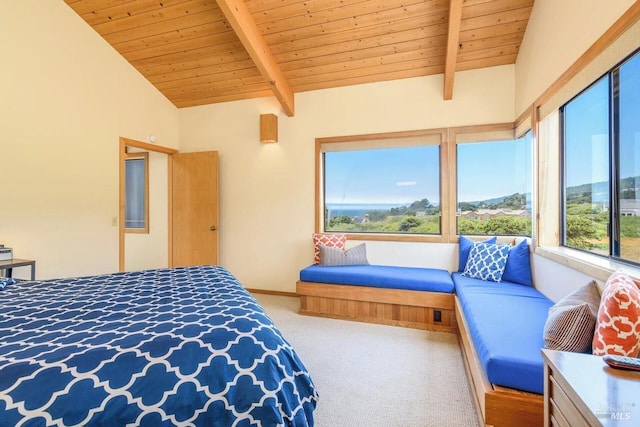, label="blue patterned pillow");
[462,242,510,282]
[458,236,497,272]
